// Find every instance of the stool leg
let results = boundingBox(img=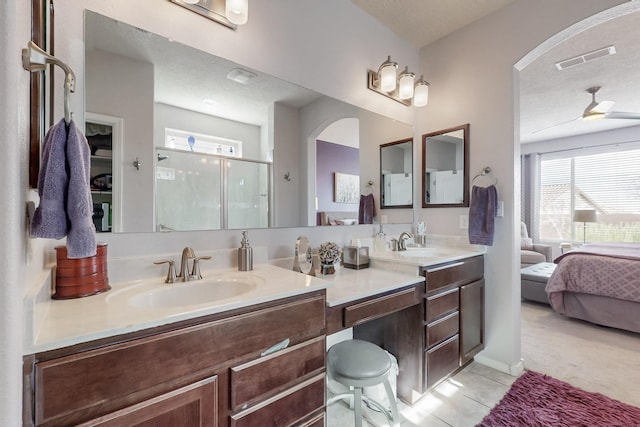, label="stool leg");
[383,379,399,425]
[353,387,363,427]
